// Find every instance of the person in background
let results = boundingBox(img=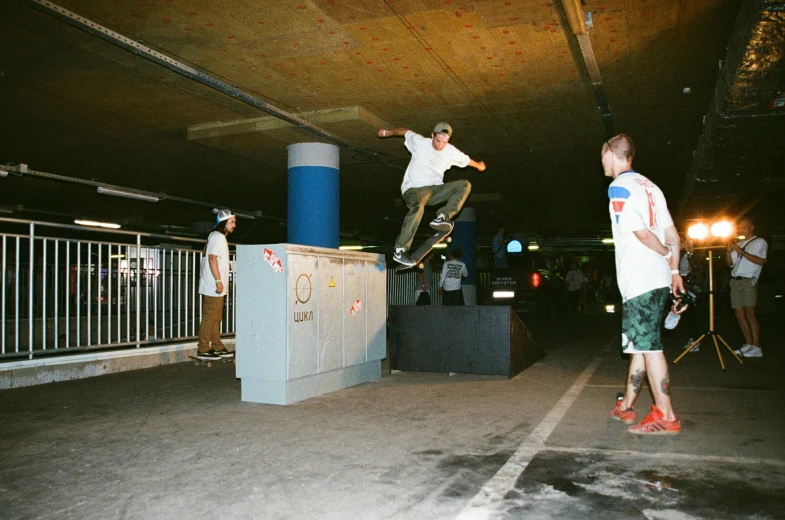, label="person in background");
[196,210,236,361]
[727,217,768,358]
[415,251,434,305]
[565,262,583,314]
[492,226,509,269]
[439,249,468,306]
